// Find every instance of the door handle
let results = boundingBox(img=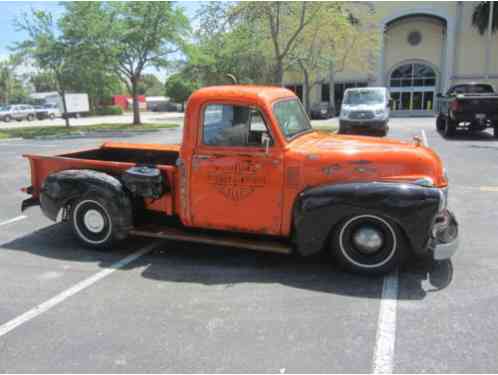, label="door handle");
[193,155,212,160]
